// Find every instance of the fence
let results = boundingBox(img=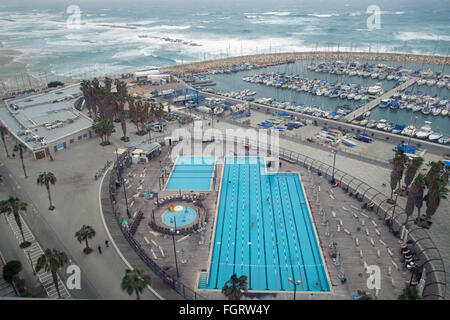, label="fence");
[106,132,446,300]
